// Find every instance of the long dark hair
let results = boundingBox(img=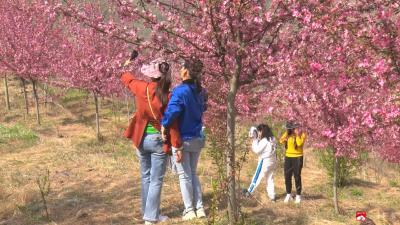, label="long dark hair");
[257,124,274,140]
[154,62,171,108]
[182,58,203,92]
